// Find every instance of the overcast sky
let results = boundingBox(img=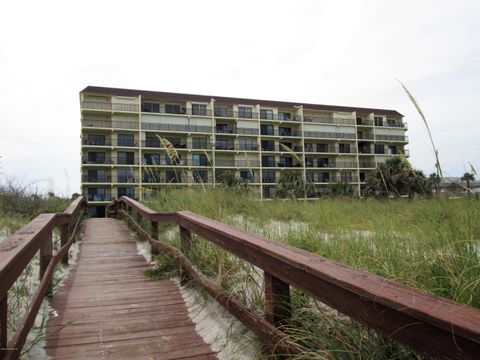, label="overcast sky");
[0,0,479,195]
